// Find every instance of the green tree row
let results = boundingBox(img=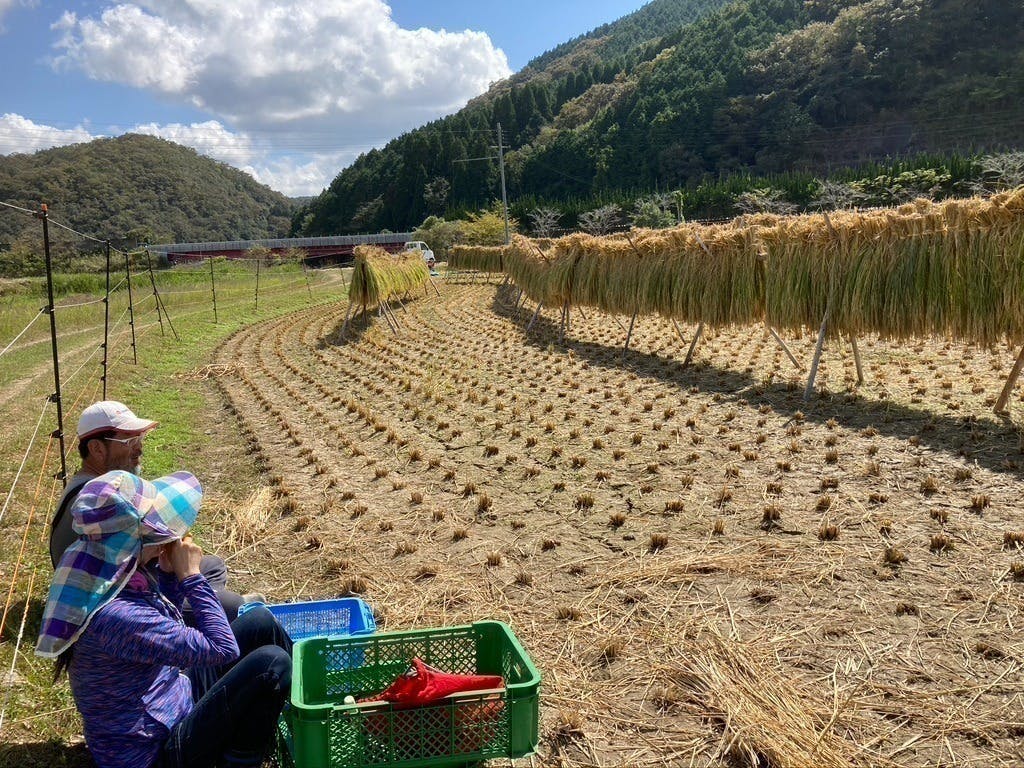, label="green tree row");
[294,0,1023,237]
